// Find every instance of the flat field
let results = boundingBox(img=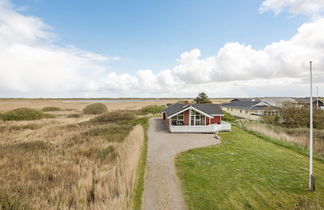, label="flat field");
[176,126,324,210]
[0,98,230,112]
[0,100,152,209]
